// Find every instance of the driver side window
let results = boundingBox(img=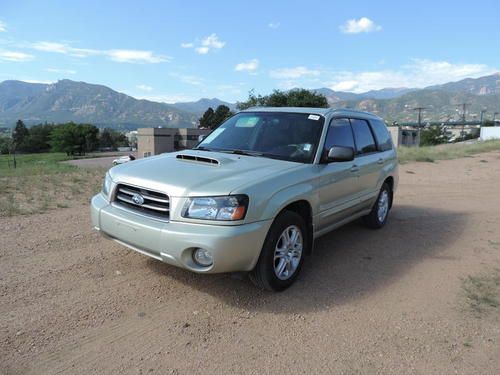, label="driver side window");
[324,118,355,155]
